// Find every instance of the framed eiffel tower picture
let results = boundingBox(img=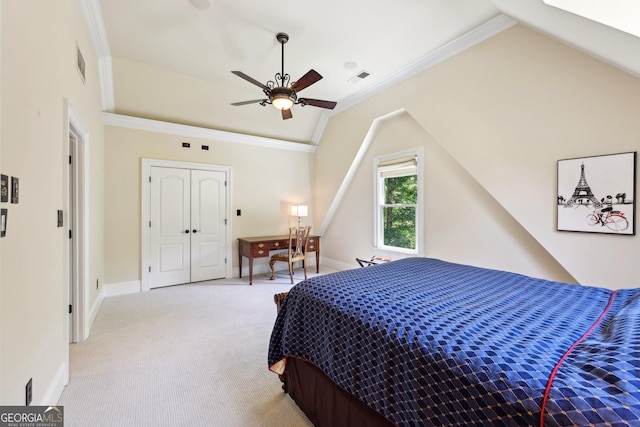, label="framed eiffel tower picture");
[557,152,636,235]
